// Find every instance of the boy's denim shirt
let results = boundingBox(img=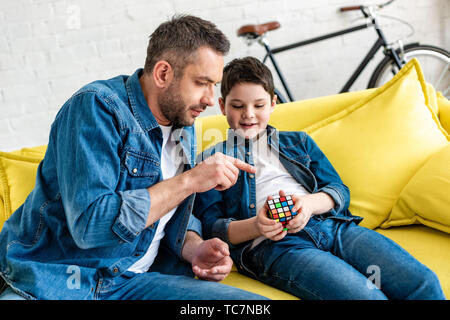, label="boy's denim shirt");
[0,69,202,300]
[194,126,363,276]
